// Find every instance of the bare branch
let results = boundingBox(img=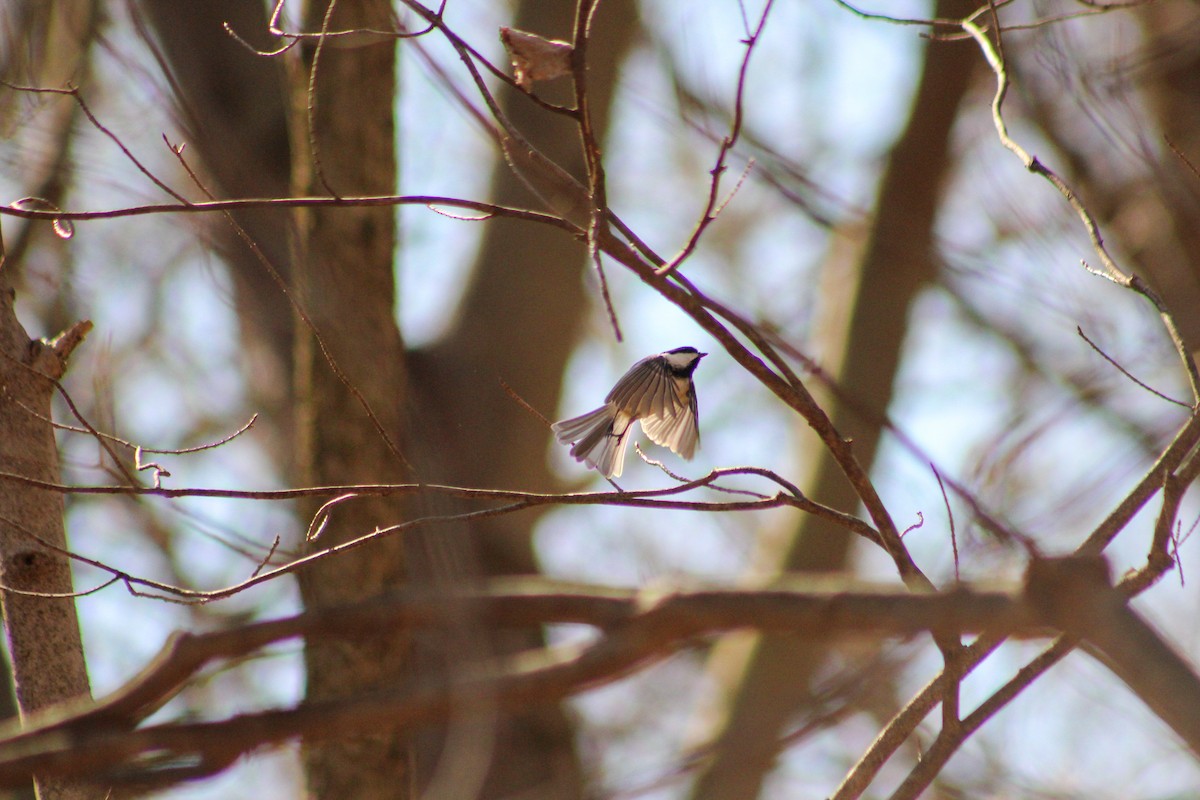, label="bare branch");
[0,468,881,602]
[1025,557,1200,760]
[0,194,573,230]
[1076,326,1190,408]
[961,16,1200,403]
[657,0,774,277]
[0,577,1046,789]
